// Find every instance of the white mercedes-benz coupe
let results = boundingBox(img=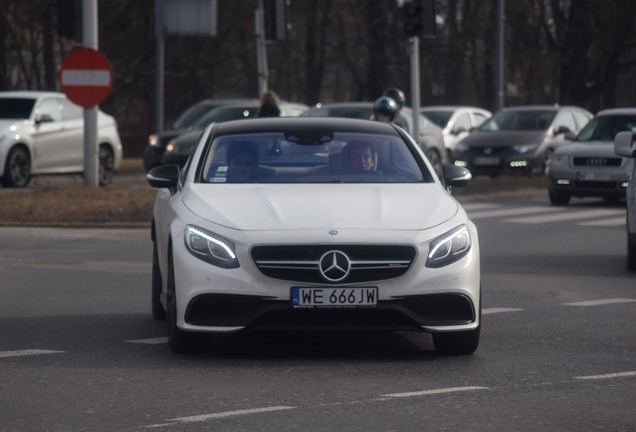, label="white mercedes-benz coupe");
[147,117,481,355]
